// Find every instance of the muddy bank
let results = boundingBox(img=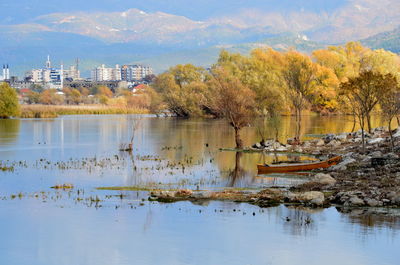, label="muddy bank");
[148,188,328,208]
